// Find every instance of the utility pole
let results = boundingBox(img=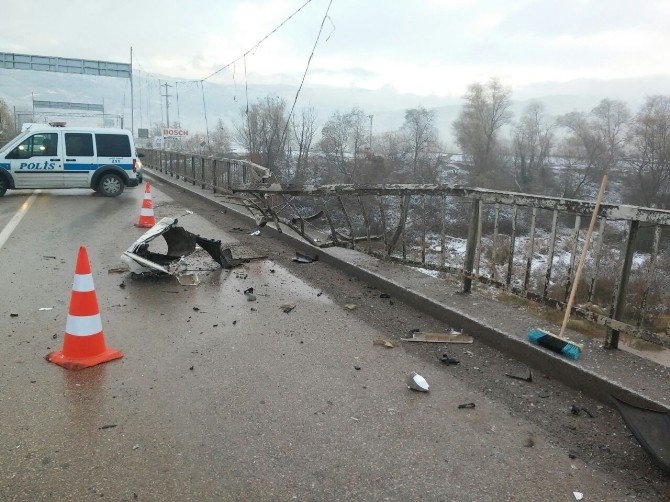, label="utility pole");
[161,82,172,128]
[130,46,134,136]
[368,114,373,150]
